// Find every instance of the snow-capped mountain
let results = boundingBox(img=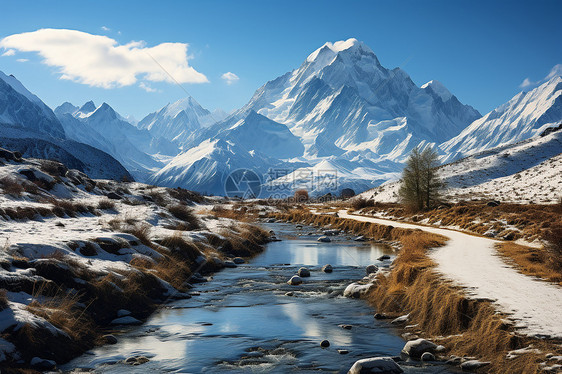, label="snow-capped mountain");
[157,38,481,196]
[149,110,309,194]
[137,96,227,147]
[213,110,304,159]
[0,71,65,139]
[148,138,294,196]
[236,38,480,160]
[440,76,562,162]
[55,101,180,181]
[0,71,131,180]
[360,127,562,204]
